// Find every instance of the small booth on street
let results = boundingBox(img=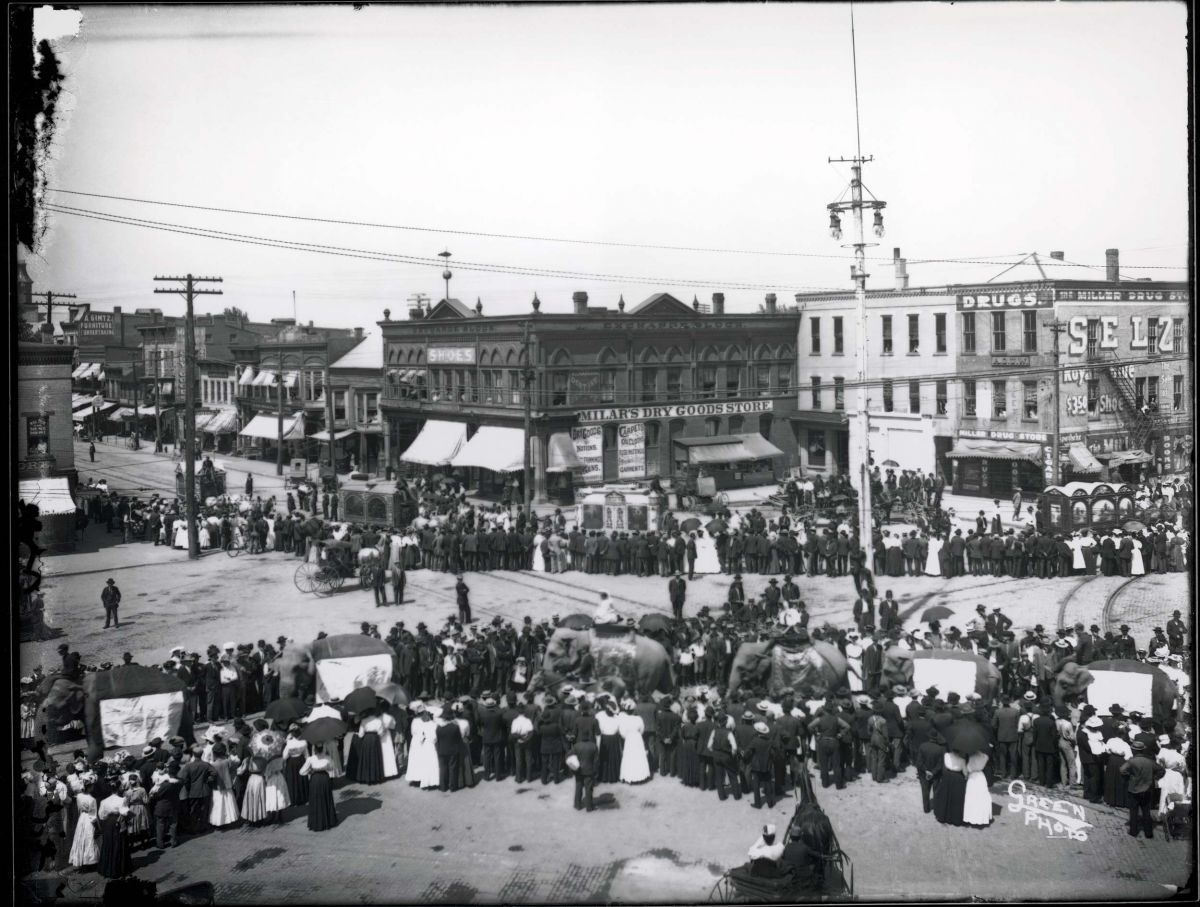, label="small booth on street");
[1038,481,1136,534]
[175,461,227,500]
[671,433,784,491]
[576,486,665,534]
[338,475,418,529]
